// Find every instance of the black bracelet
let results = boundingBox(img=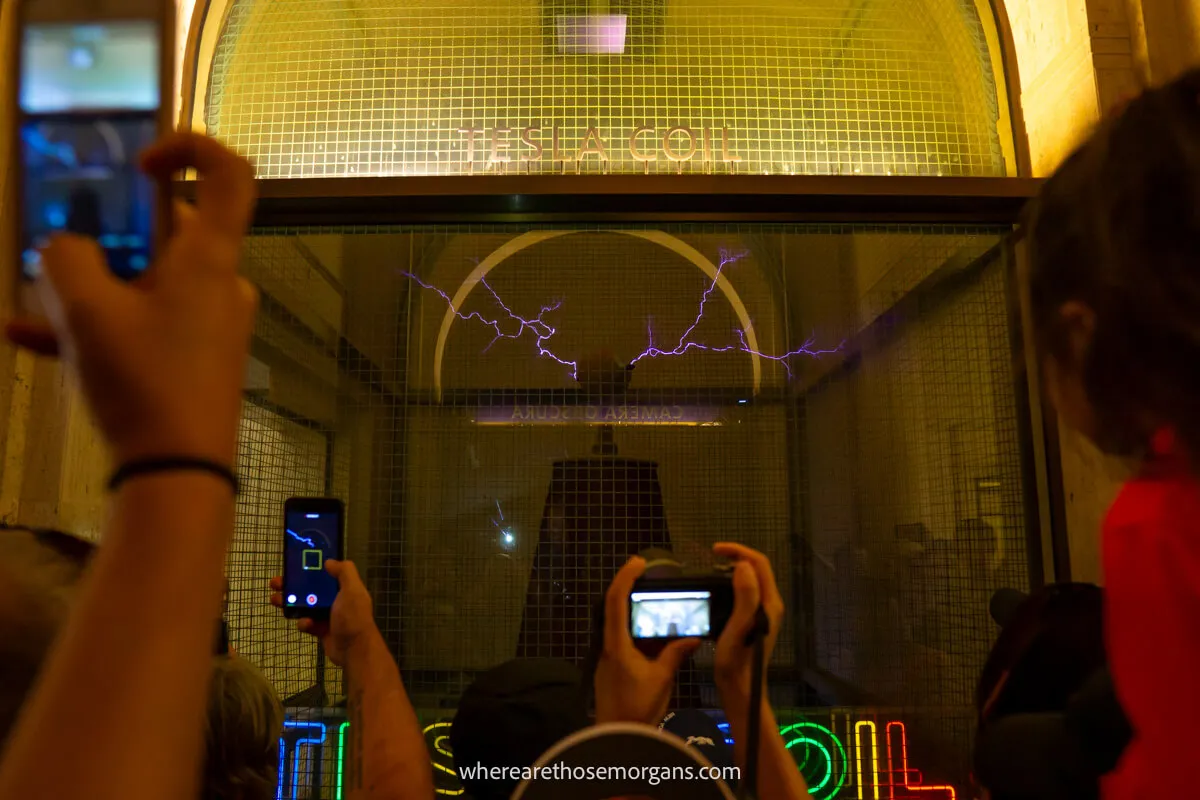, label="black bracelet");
[108,457,239,495]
